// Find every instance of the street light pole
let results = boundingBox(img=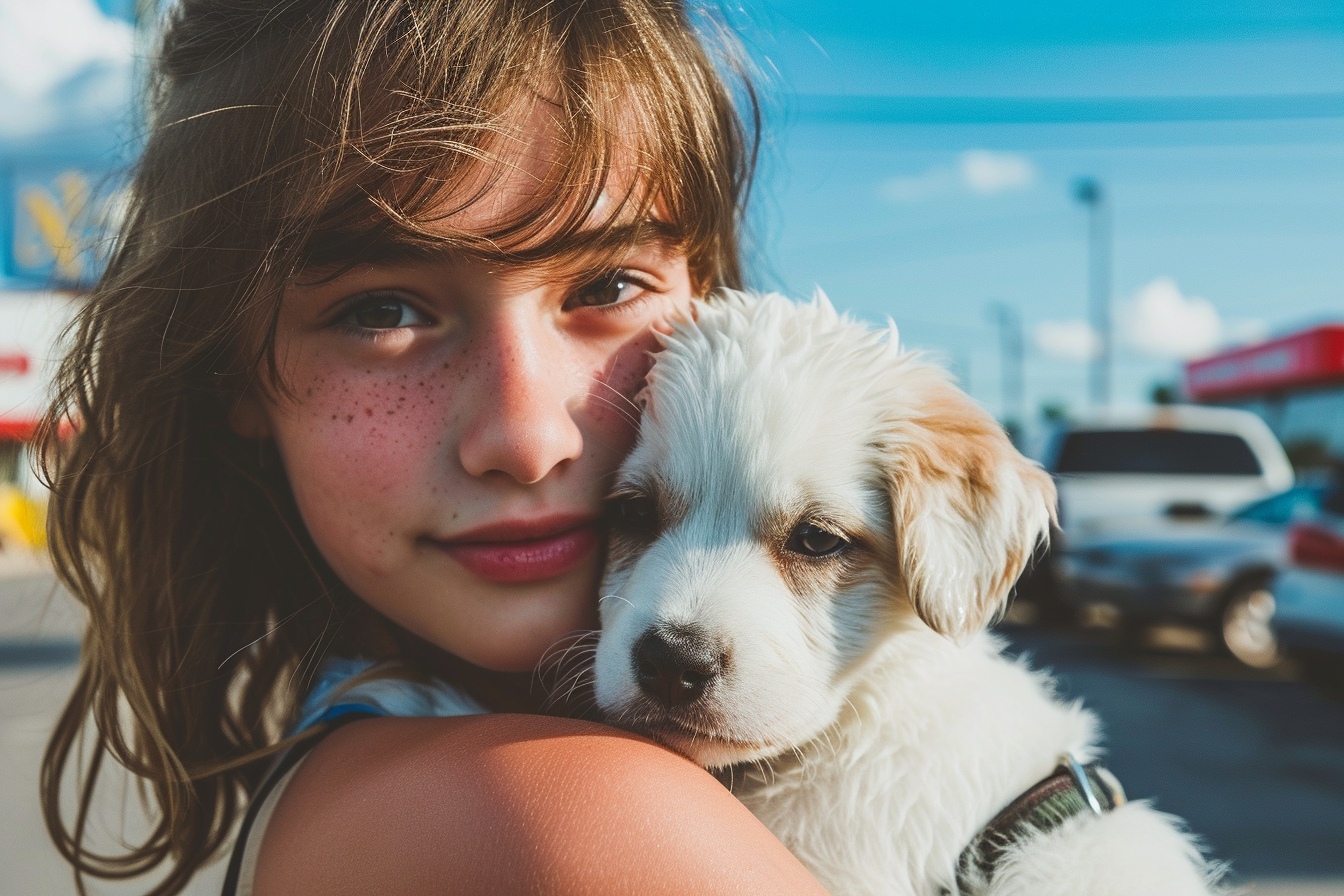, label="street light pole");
[985,301,1025,438]
[1073,178,1111,410]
